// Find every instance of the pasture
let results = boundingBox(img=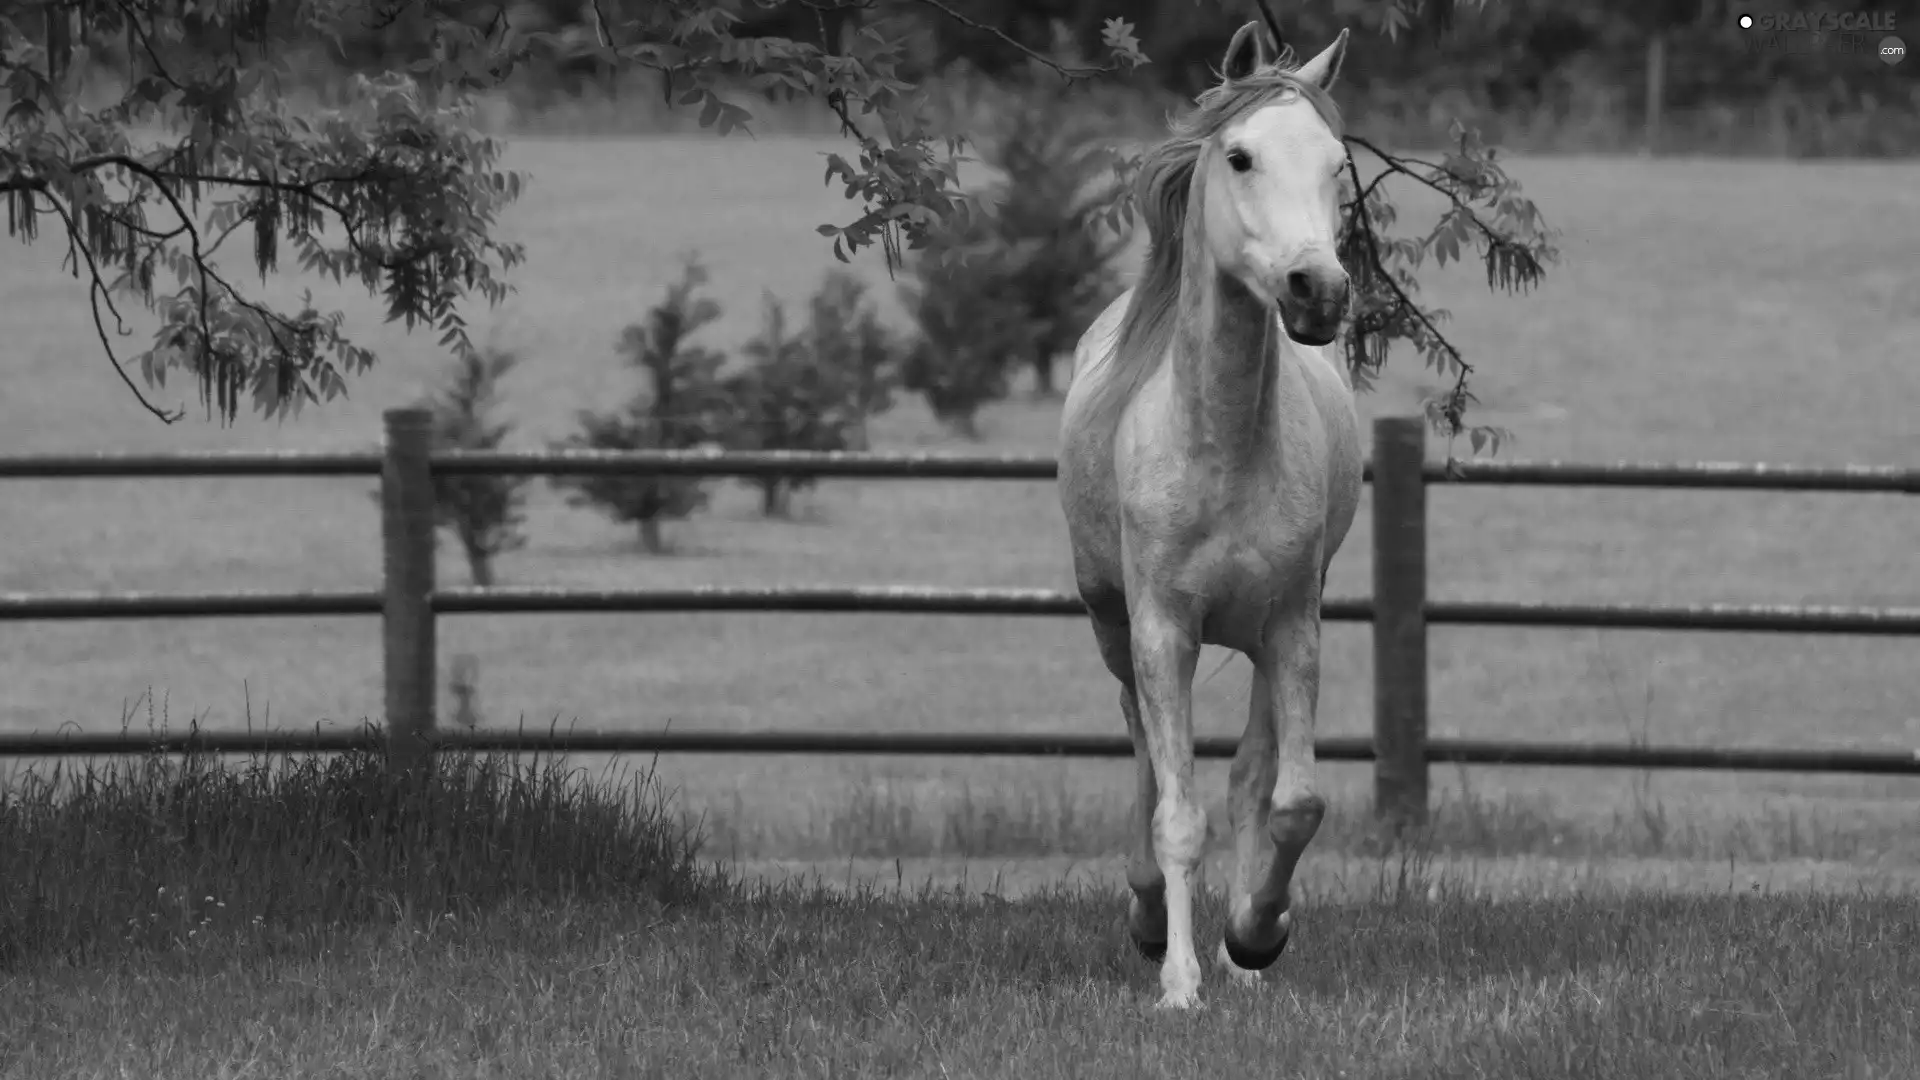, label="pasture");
[12,888,1919,1077]
[3,136,1920,868]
